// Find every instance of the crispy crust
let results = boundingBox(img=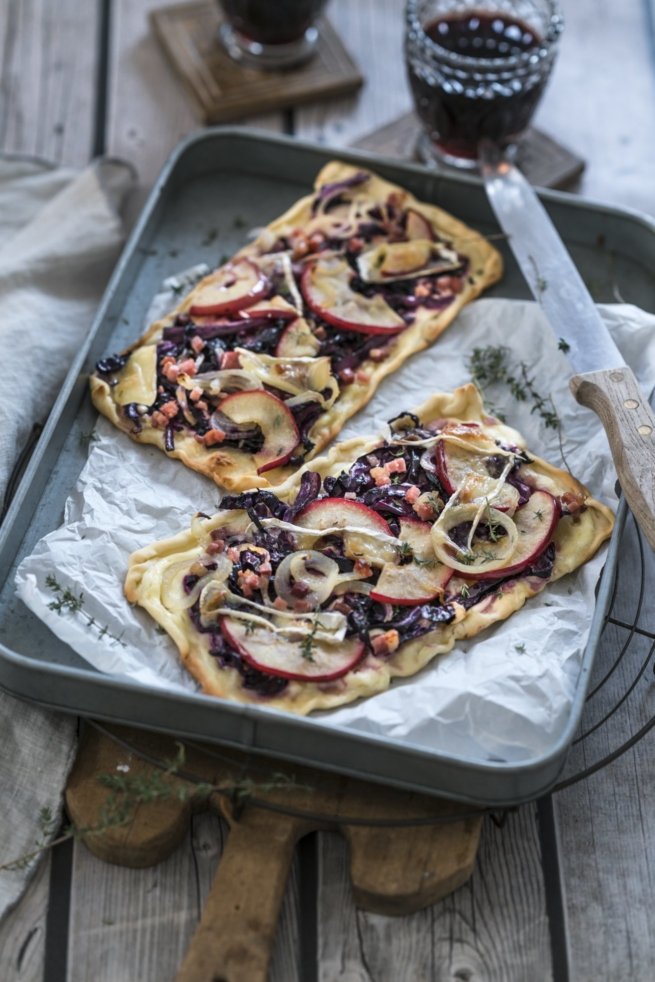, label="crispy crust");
[91,163,502,492]
[125,384,614,714]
